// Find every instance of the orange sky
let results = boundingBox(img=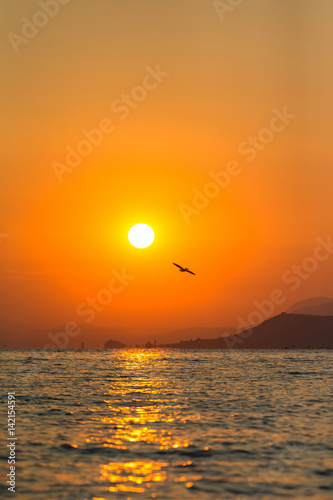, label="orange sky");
[1,0,333,334]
